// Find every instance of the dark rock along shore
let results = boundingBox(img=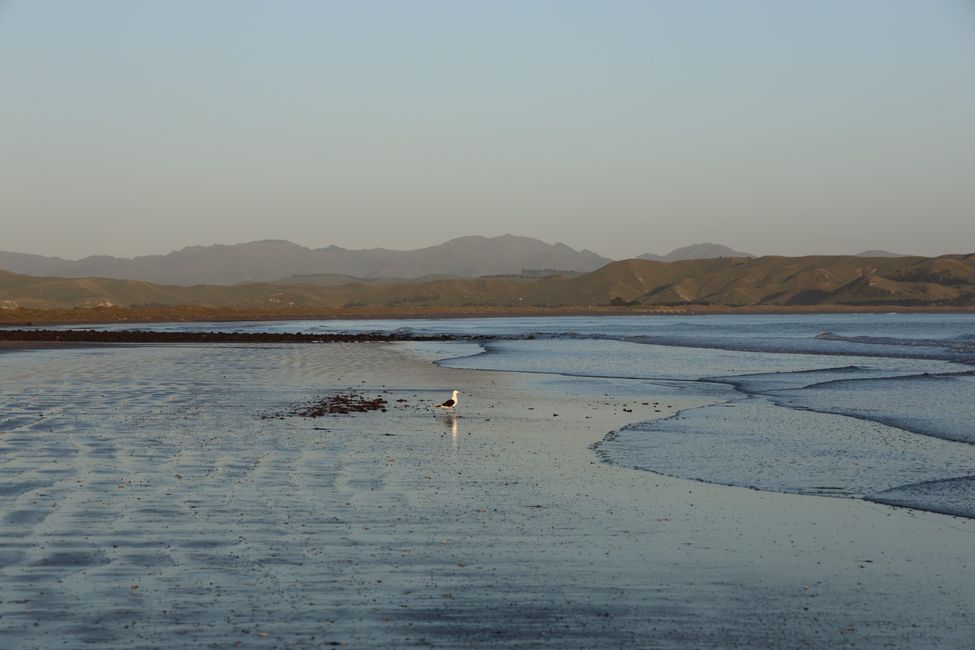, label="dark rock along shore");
[0,329,463,344]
